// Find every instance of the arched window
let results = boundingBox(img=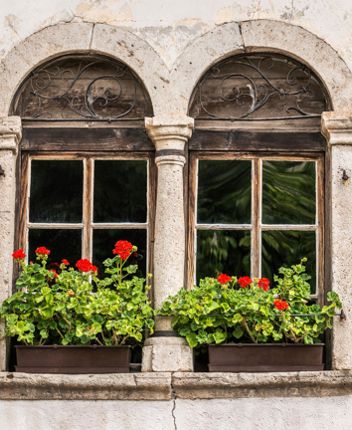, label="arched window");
[188,53,330,301]
[12,54,154,275]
